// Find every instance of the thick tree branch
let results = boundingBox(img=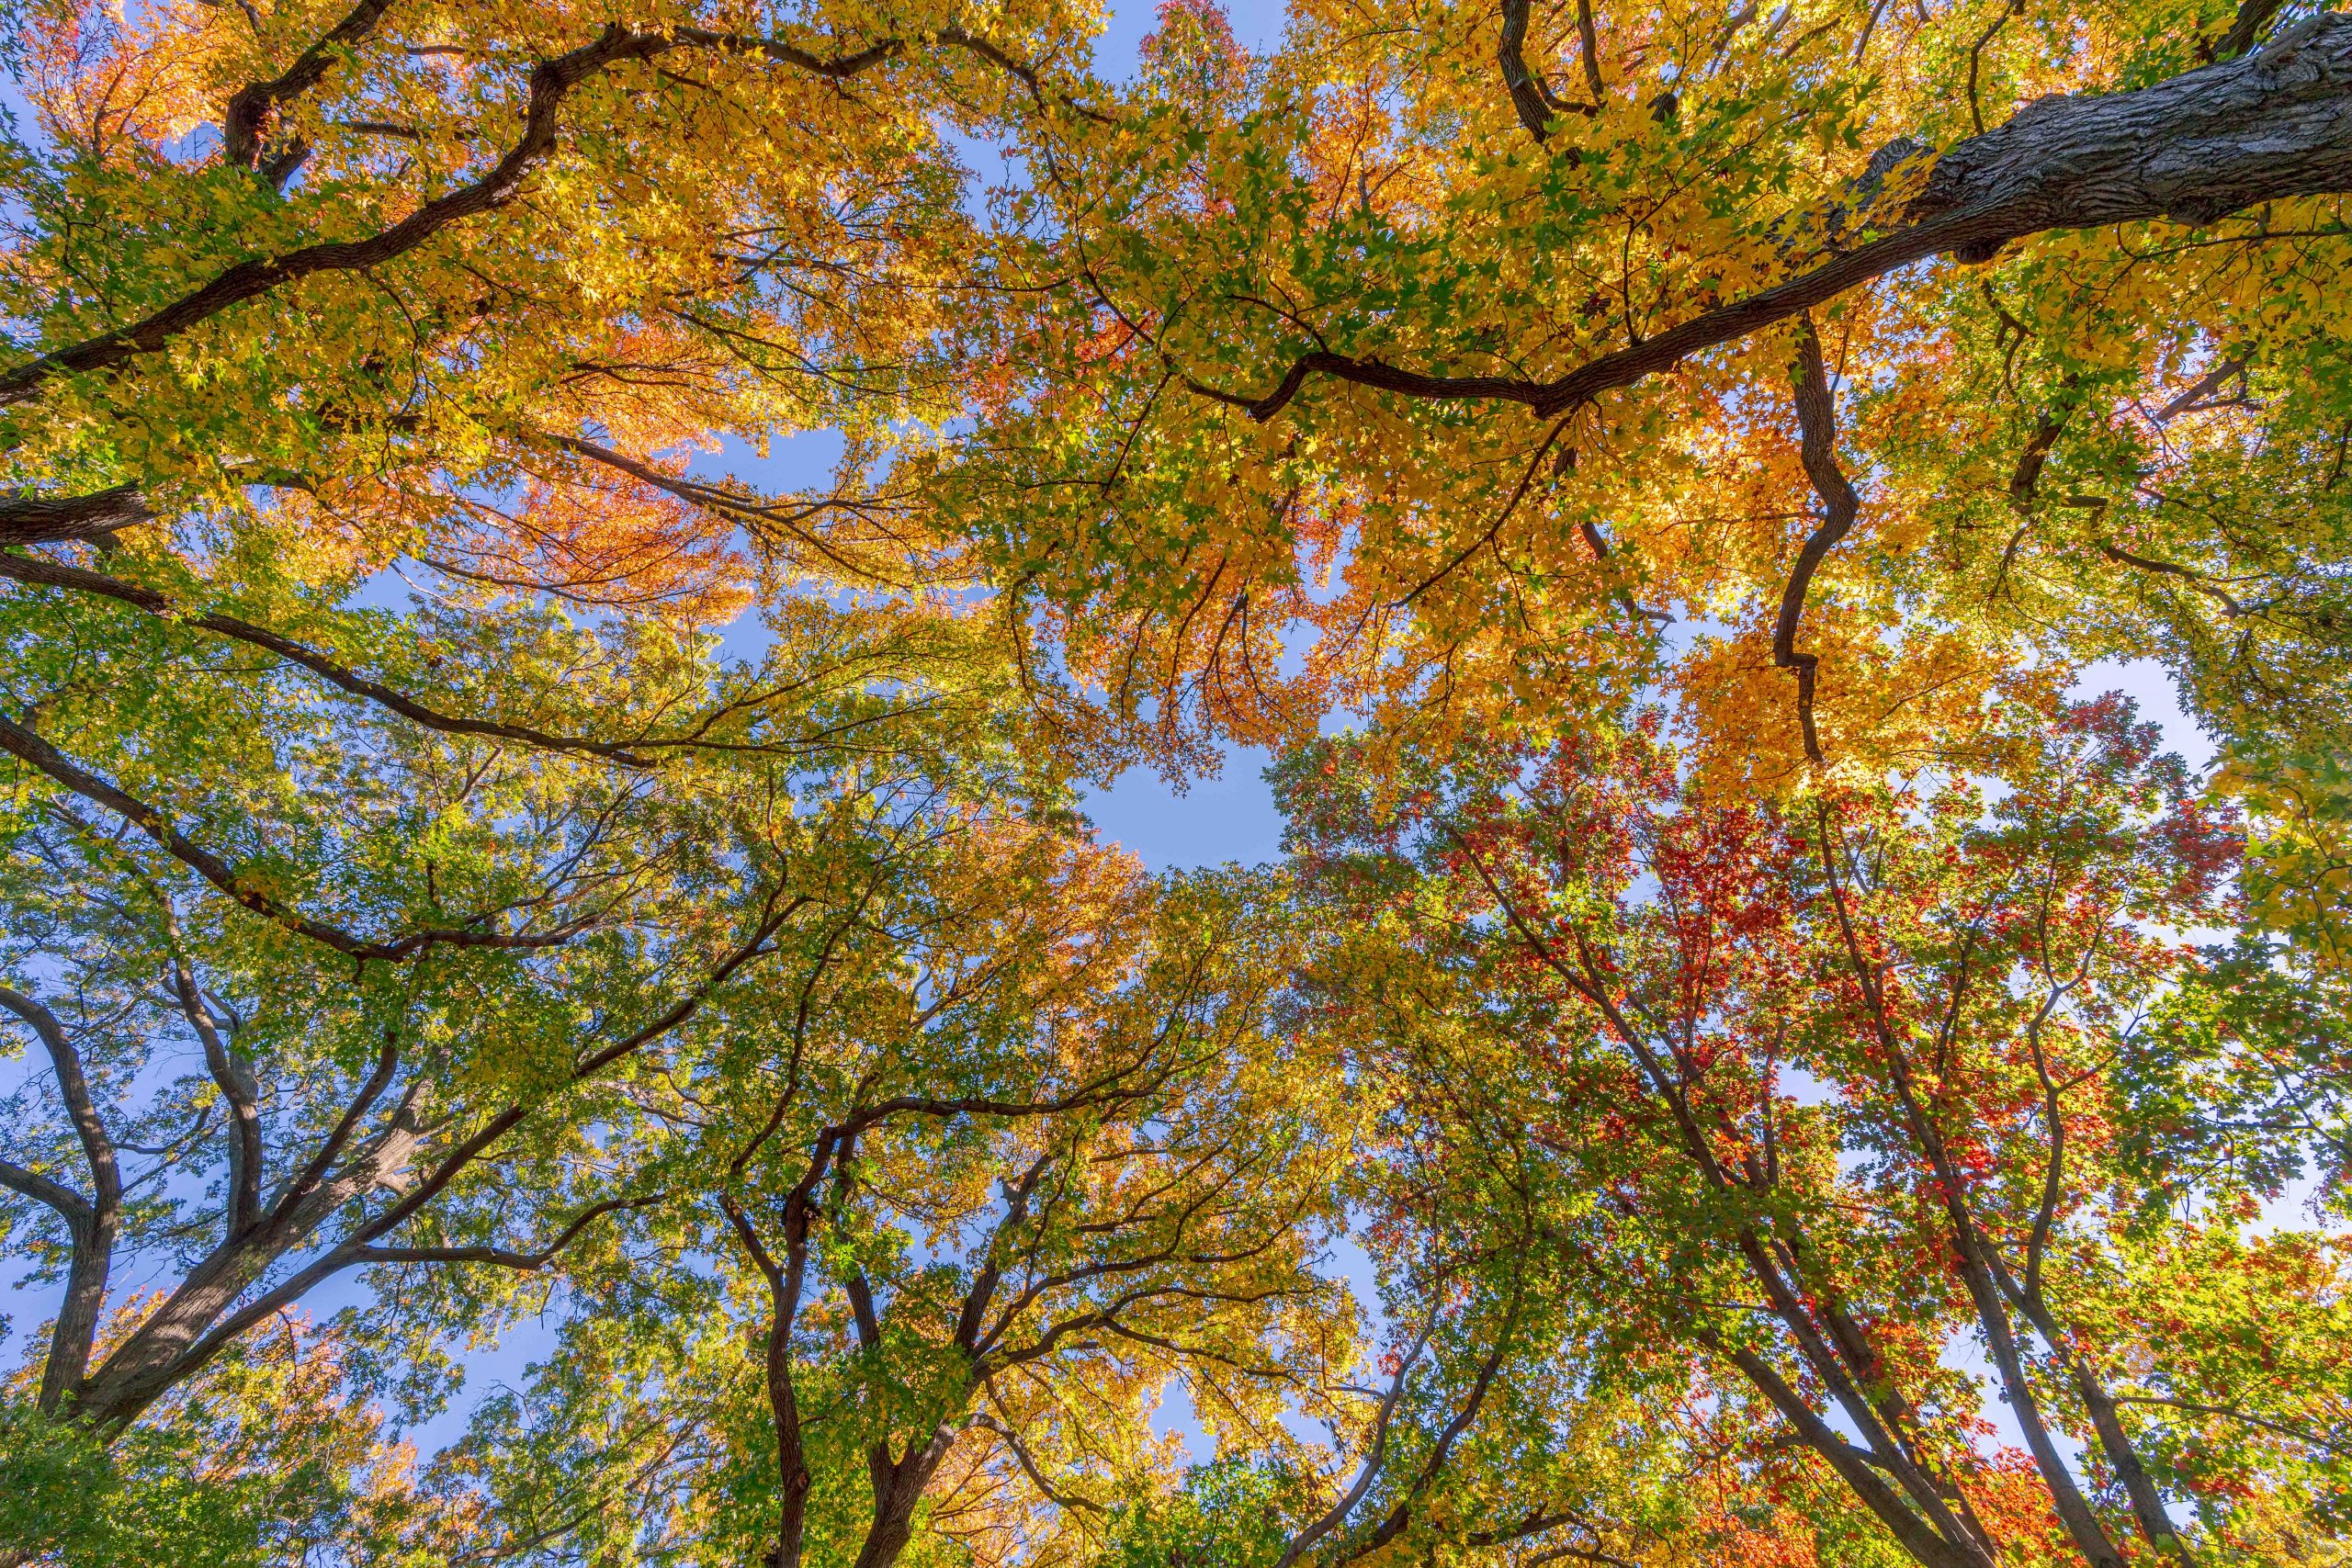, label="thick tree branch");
[1321,1306,1520,1568]
[0,486,154,547]
[74,892,797,1433]
[220,0,401,167]
[1775,316,1860,764]
[666,26,904,78]
[1498,0,1566,140]
[1983,1247,2189,1556]
[0,985,119,1223]
[2217,0,2285,62]
[265,1029,401,1230]
[1225,17,2352,423]
[0,21,1080,411]
[166,934,264,1238]
[0,27,678,408]
[1575,0,1606,104]
[2098,541,2250,615]
[1498,0,1603,141]
[953,1152,1055,1355]
[0,983,121,1413]
[1717,1342,1984,1568]
[1810,807,2127,1568]
[2154,354,2249,419]
[0,1156,91,1224]
[1272,1319,1433,1568]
